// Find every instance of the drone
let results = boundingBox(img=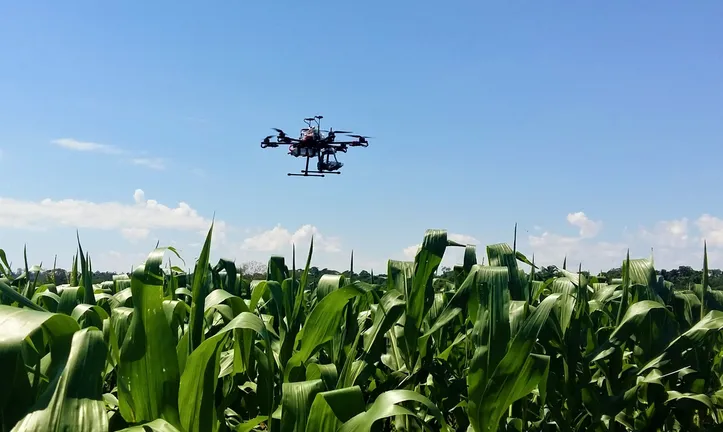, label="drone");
[260,115,371,177]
